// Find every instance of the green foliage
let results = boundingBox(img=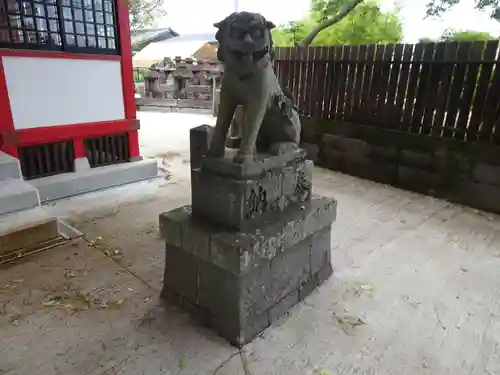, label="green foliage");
[425,0,500,21]
[272,0,403,46]
[128,0,166,29]
[418,29,497,43]
[439,29,497,41]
